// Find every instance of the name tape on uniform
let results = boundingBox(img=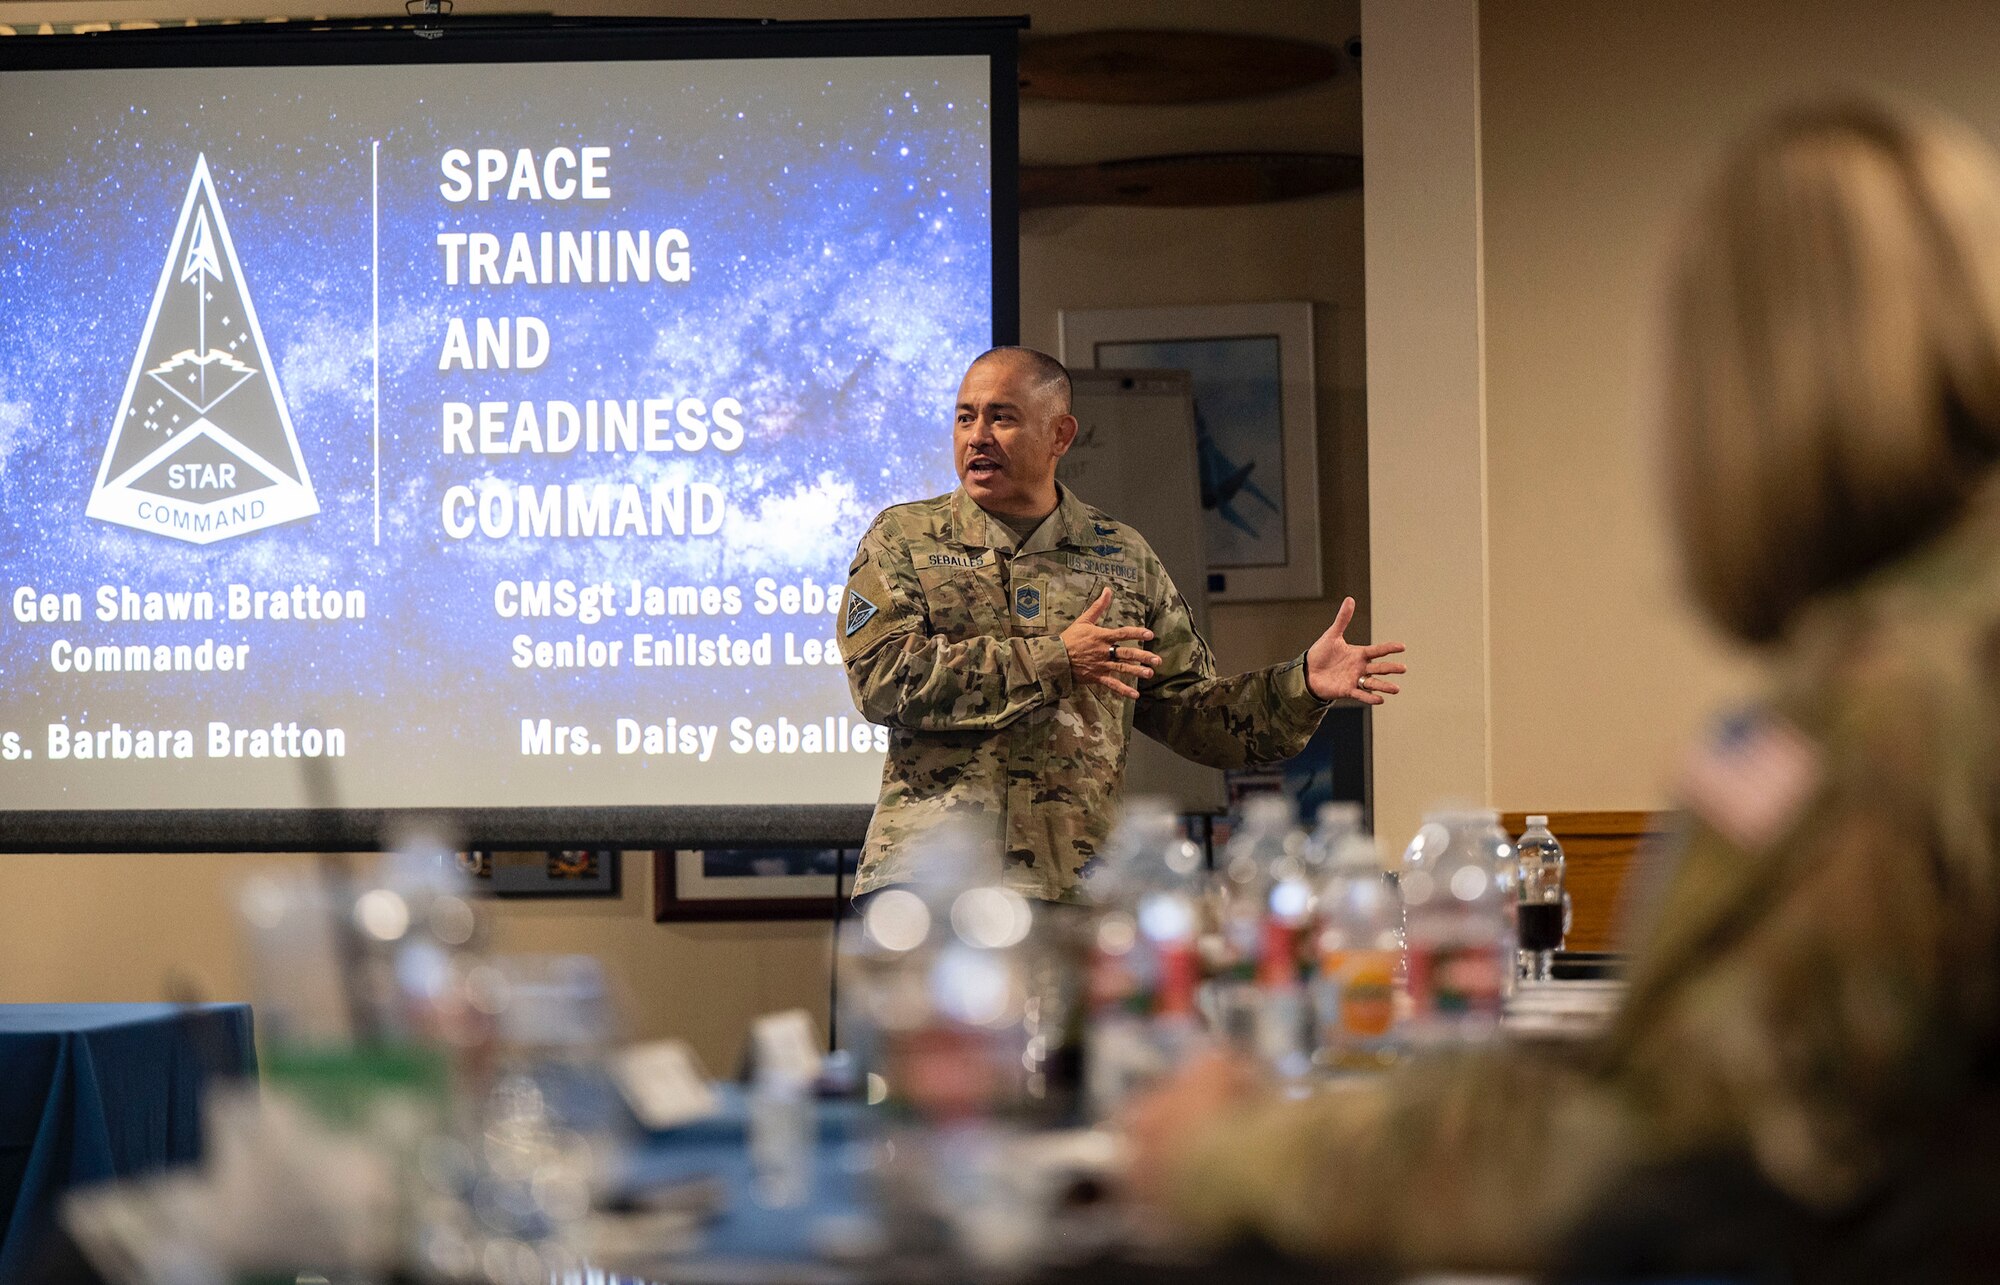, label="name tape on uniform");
[1070,553,1137,582]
